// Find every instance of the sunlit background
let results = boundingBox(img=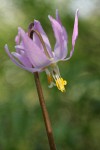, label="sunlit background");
[0,0,100,149]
